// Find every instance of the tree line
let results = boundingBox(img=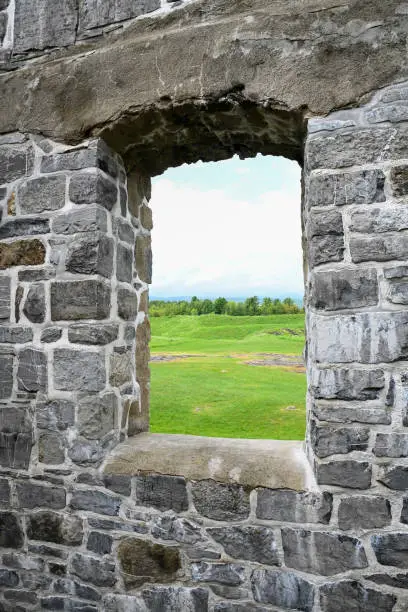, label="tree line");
[150,296,303,317]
